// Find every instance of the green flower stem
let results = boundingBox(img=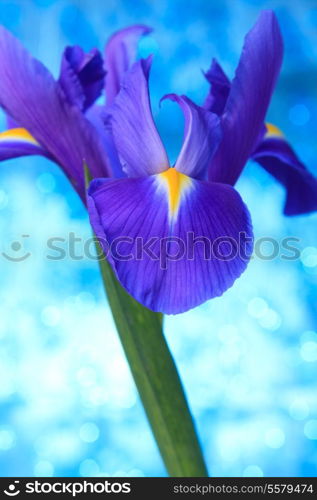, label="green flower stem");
[97,248,208,477]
